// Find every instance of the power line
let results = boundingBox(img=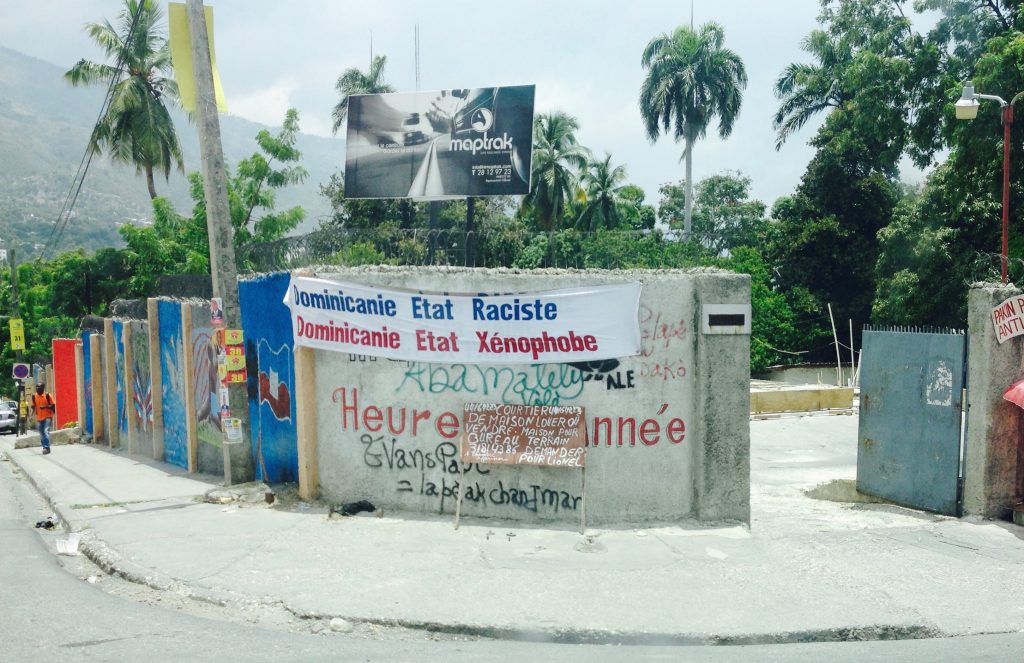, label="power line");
[39,0,146,260]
